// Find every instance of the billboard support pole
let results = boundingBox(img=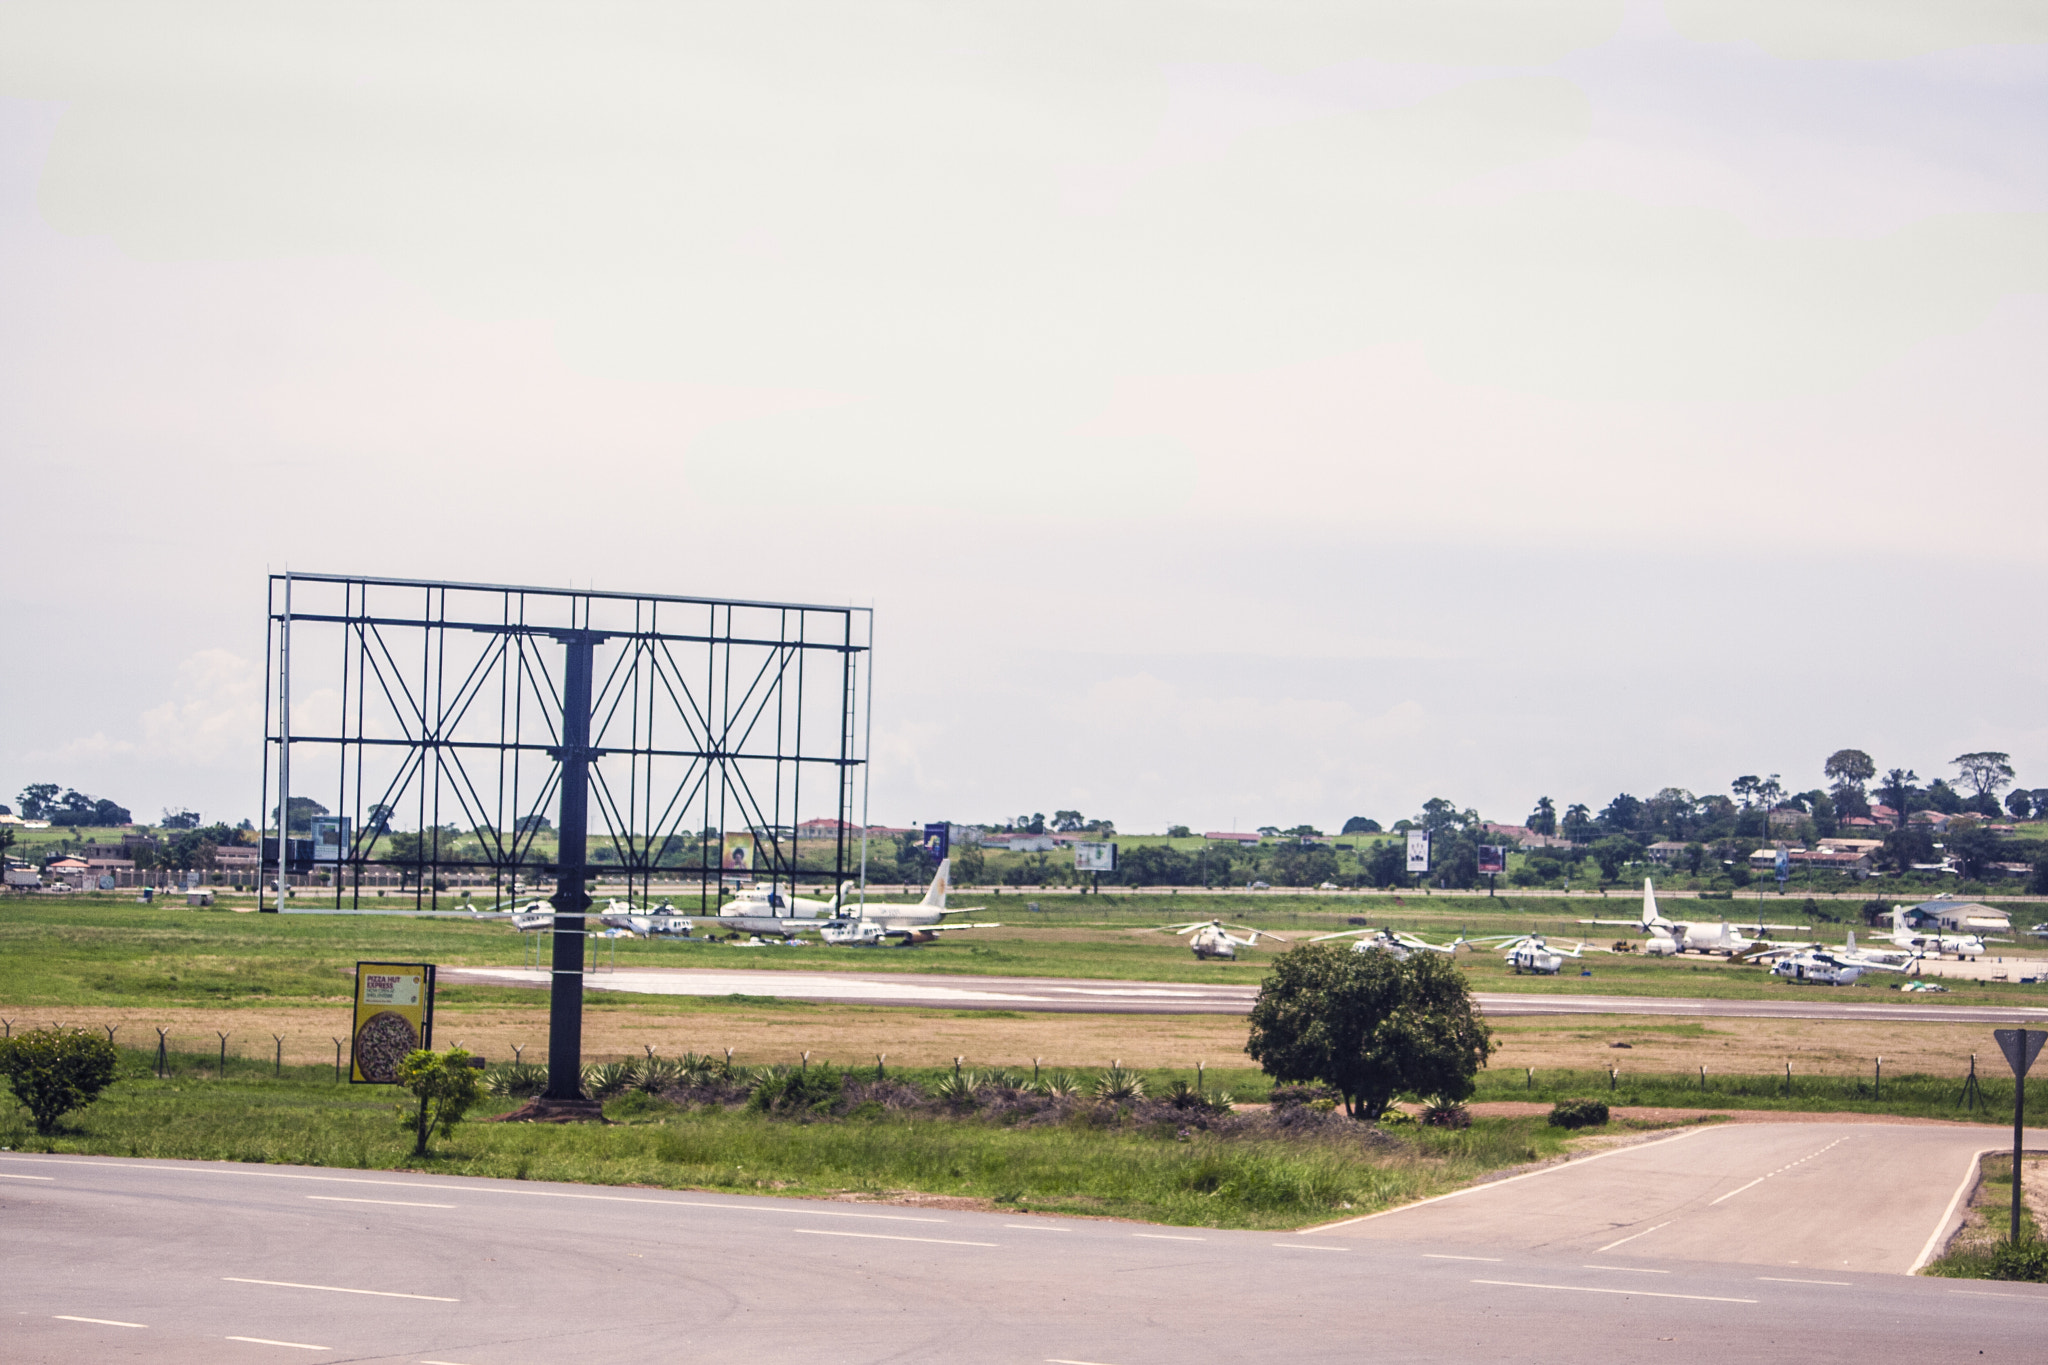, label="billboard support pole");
[539,627,598,1112]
